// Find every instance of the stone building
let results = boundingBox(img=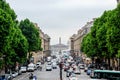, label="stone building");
[69,19,95,63]
[30,23,50,63]
[43,34,51,56]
